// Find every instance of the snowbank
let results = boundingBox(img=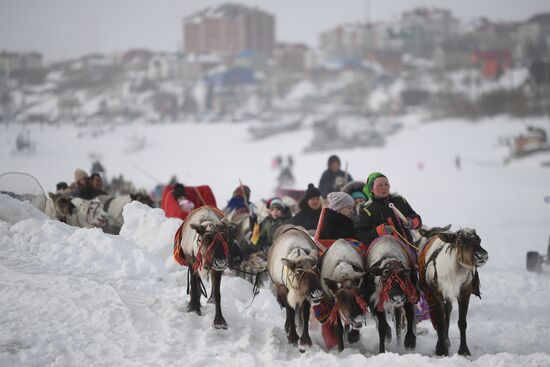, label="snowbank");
[0,194,48,224]
[119,201,182,269]
[0,194,168,280]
